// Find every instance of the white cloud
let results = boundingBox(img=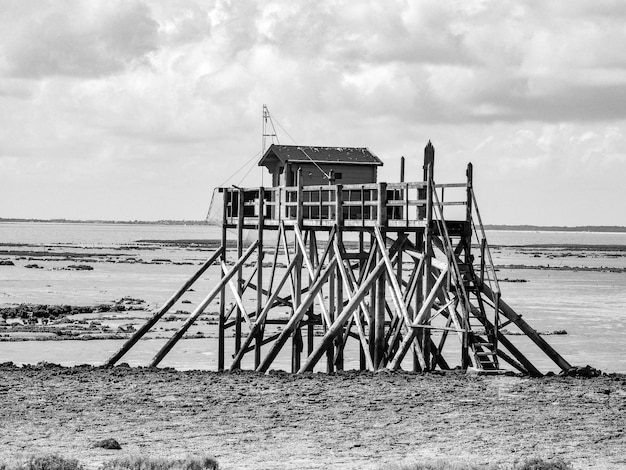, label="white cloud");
[1,0,626,223]
[0,0,159,79]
